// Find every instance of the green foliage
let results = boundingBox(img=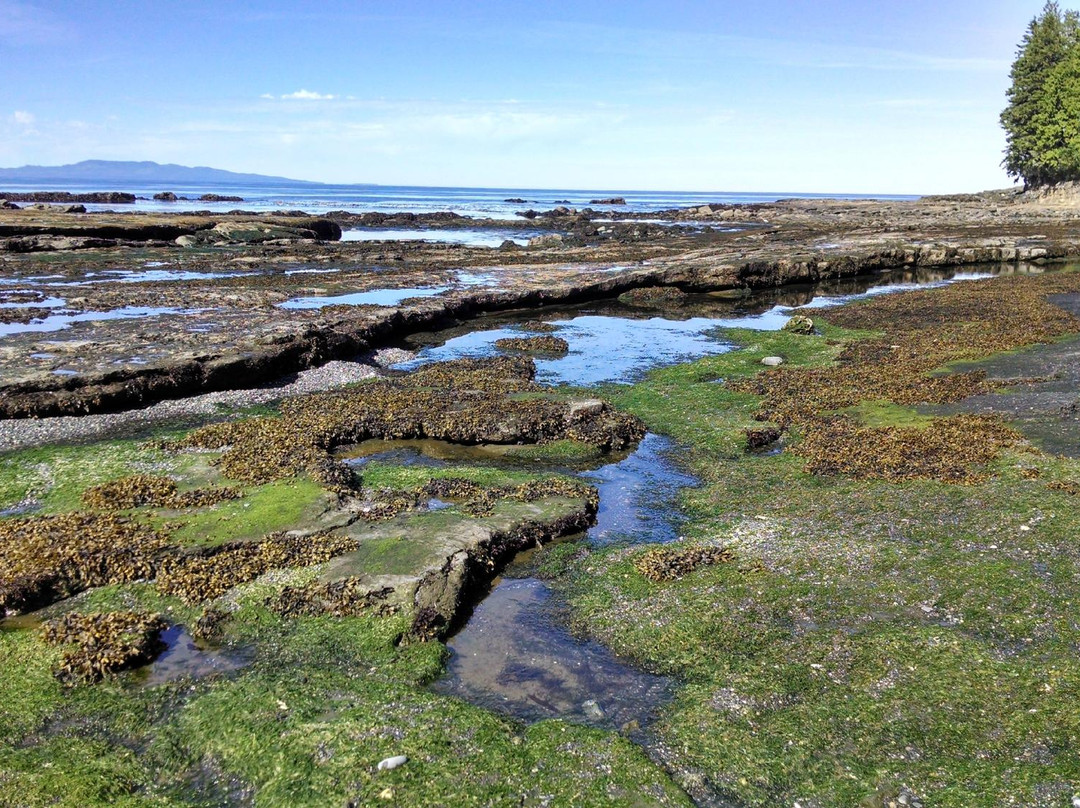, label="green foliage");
[1001,1,1080,185]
